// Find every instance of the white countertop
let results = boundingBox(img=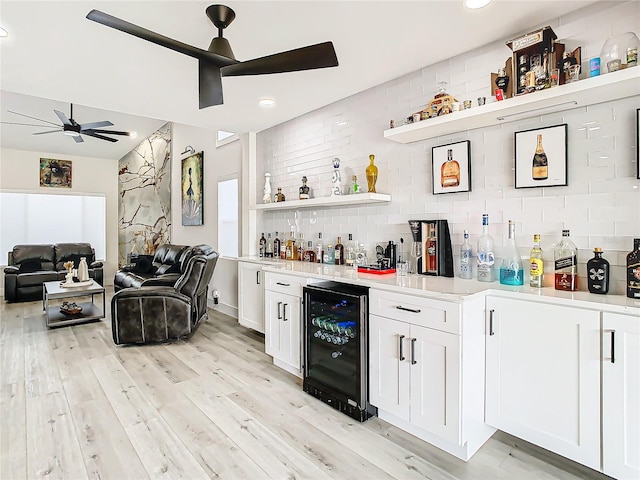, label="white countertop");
[237,257,640,315]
